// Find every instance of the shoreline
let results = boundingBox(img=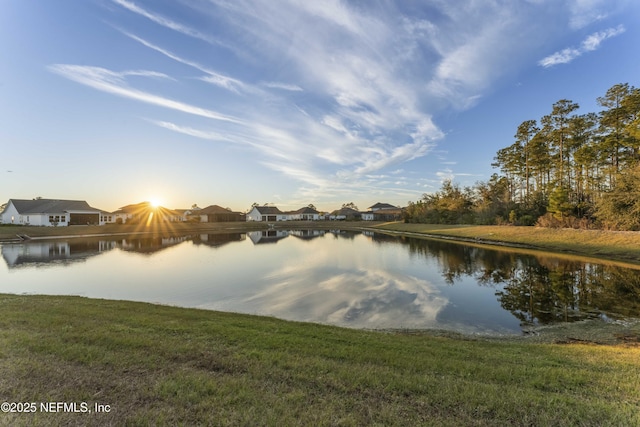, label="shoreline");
[2,221,640,266]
